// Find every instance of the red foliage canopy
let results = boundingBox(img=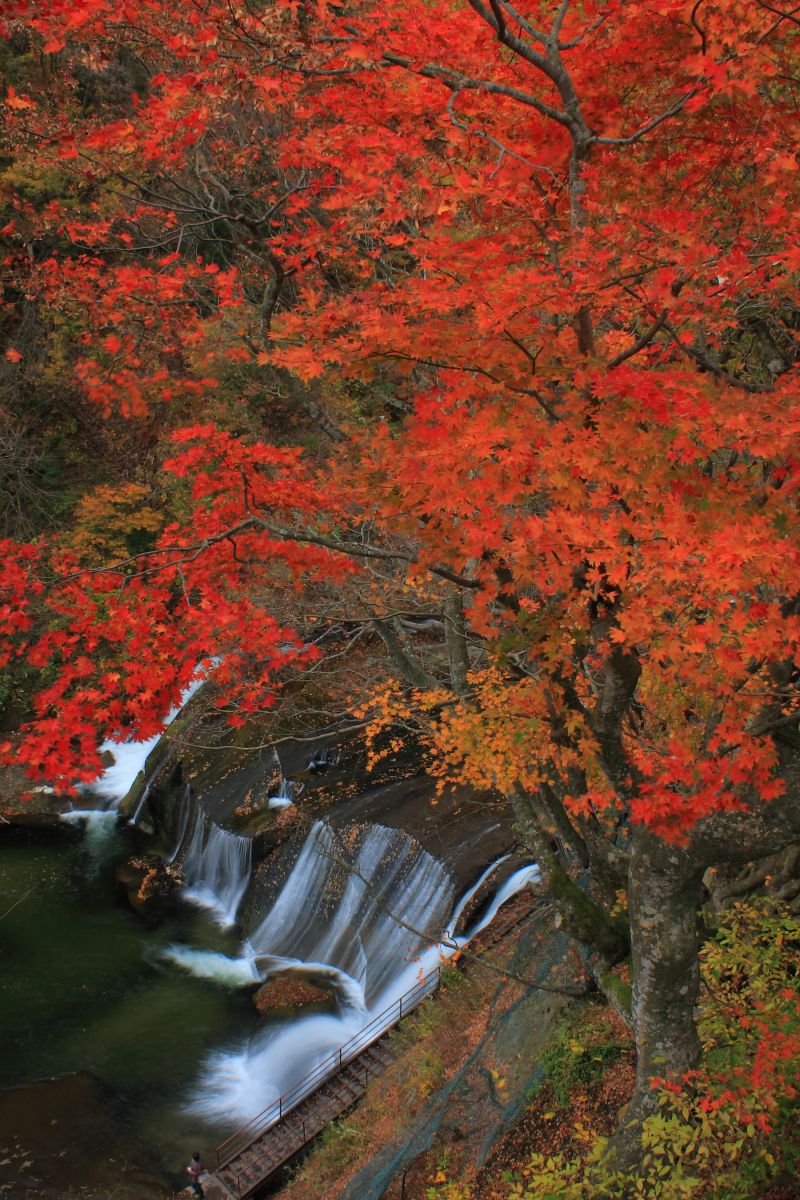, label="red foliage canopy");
[1,0,799,841]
